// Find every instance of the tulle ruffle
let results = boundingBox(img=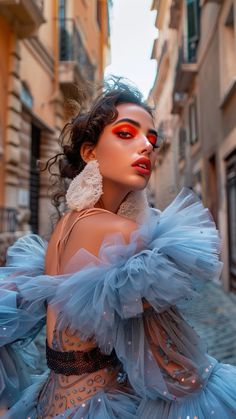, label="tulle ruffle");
[7,188,222,403]
[137,357,236,419]
[0,340,43,410]
[0,234,47,346]
[0,188,232,418]
[0,235,47,409]
[1,189,222,352]
[45,188,222,353]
